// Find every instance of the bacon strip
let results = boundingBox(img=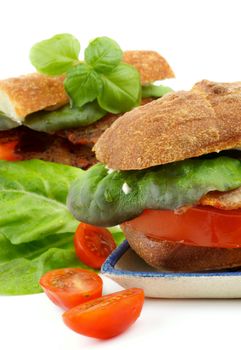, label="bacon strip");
[200,187,241,210]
